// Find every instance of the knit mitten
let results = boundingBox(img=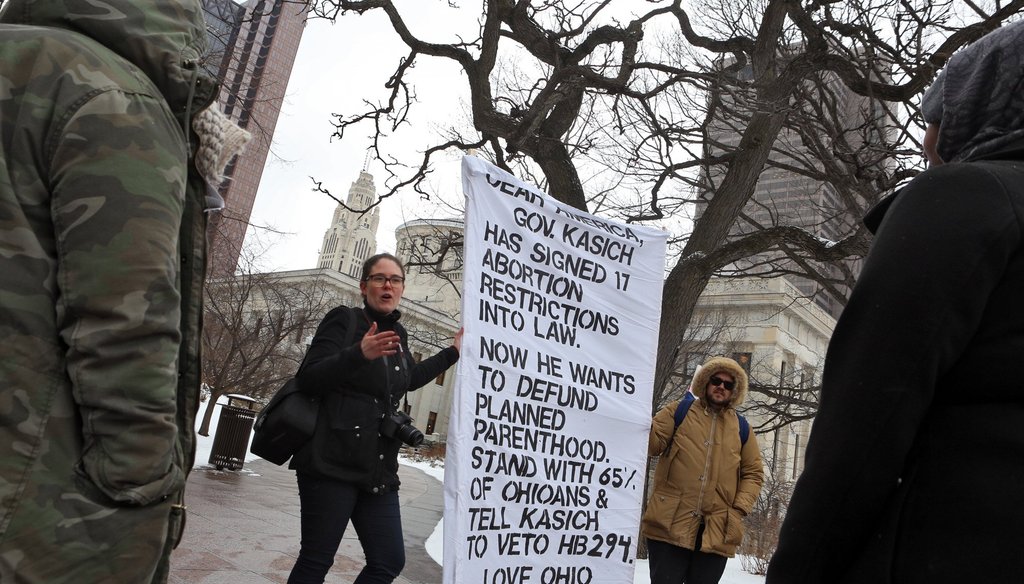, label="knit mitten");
[192,105,251,185]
